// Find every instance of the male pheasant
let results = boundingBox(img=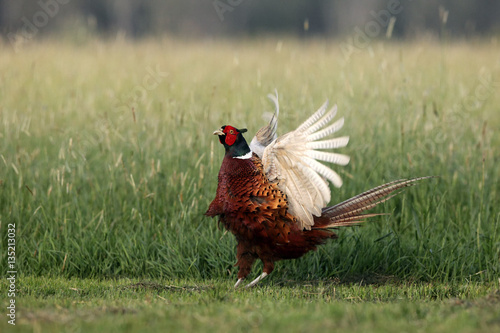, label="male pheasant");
[206,92,429,288]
